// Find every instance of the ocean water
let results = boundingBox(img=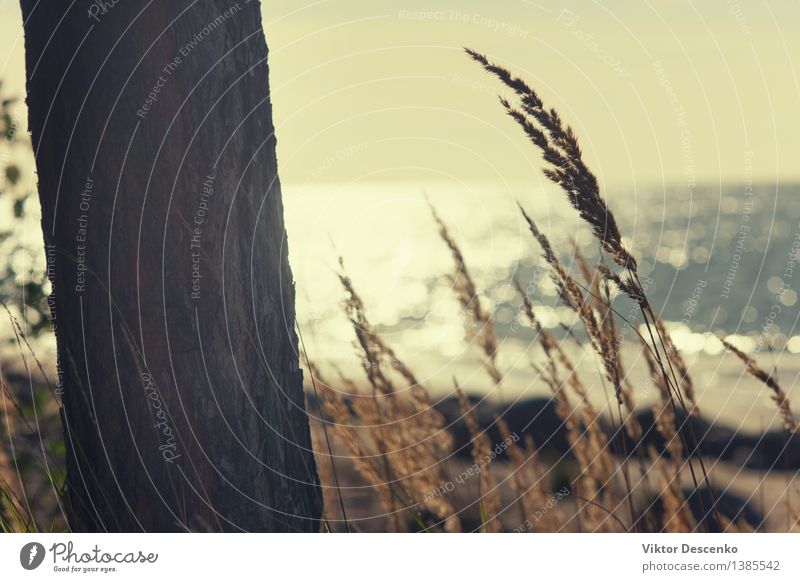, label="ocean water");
[285,181,800,429]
